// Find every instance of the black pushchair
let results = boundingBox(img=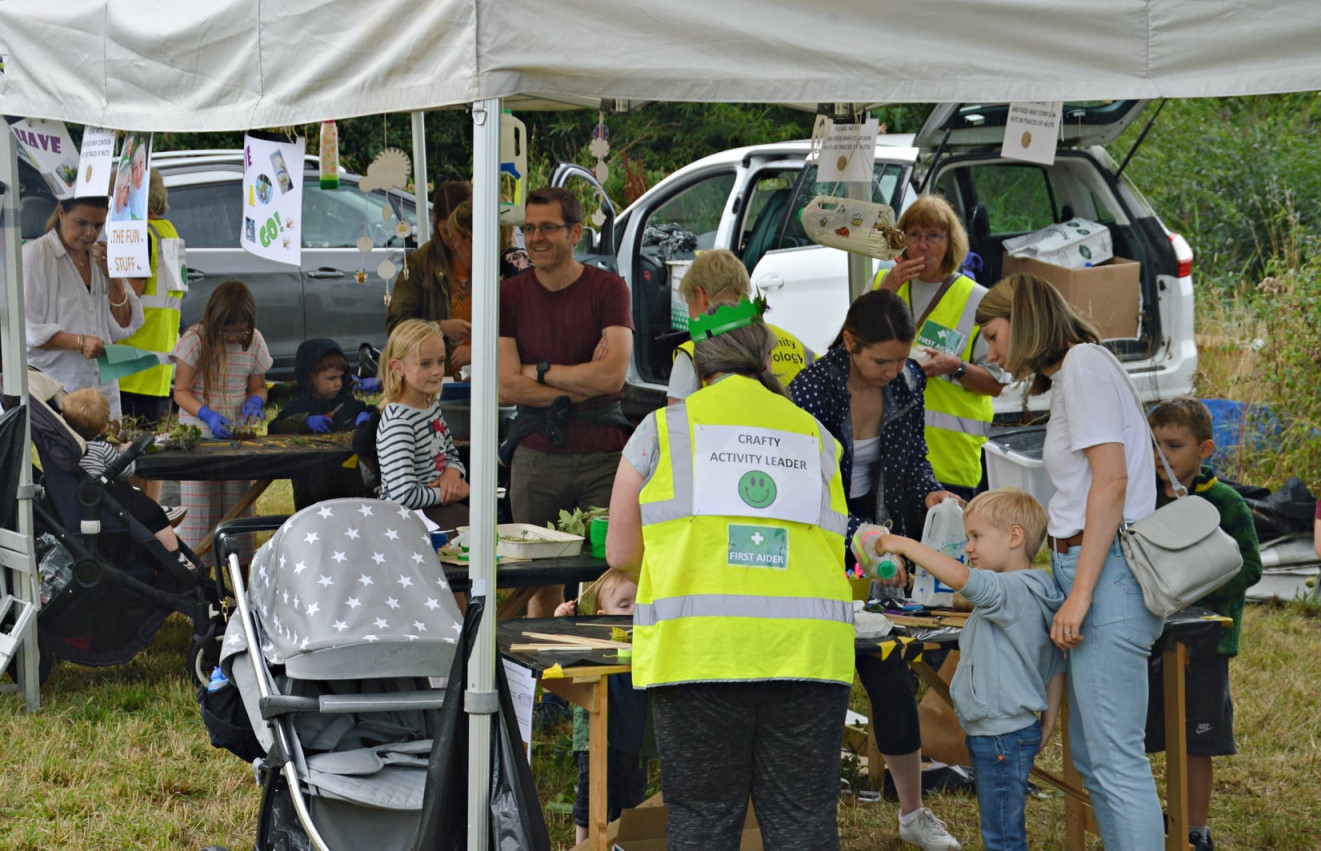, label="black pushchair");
[215,500,463,850]
[28,395,229,685]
